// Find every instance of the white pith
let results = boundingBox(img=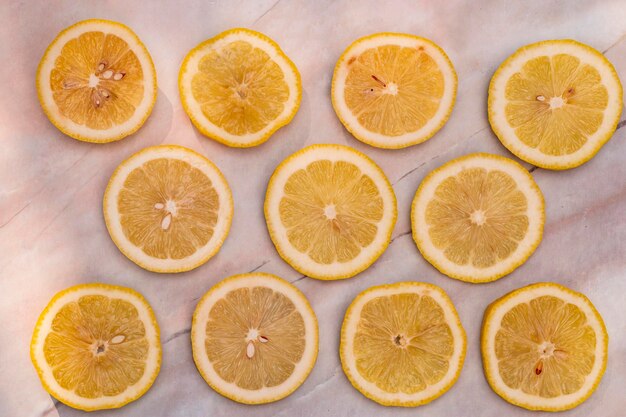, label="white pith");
[31,285,160,410]
[38,20,156,142]
[341,283,465,405]
[265,145,396,279]
[179,30,300,146]
[104,146,233,272]
[489,41,623,168]
[412,154,544,282]
[482,284,607,410]
[333,34,456,148]
[191,273,318,403]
